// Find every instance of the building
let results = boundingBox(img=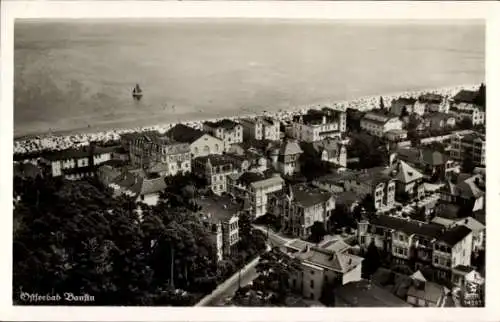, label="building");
[311,137,347,167]
[195,195,240,261]
[427,112,456,131]
[105,168,167,206]
[239,116,281,141]
[440,173,485,212]
[192,155,237,195]
[435,217,485,253]
[291,108,347,142]
[406,271,447,307]
[449,131,485,167]
[166,124,224,158]
[344,168,396,211]
[395,147,457,180]
[268,184,335,239]
[360,111,403,137]
[269,139,303,176]
[390,97,418,117]
[385,159,425,198]
[40,145,114,180]
[284,239,363,301]
[357,214,473,283]
[414,93,447,113]
[449,90,485,126]
[203,119,243,152]
[129,132,191,176]
[385,129,408,142]
[227,171,284,218]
